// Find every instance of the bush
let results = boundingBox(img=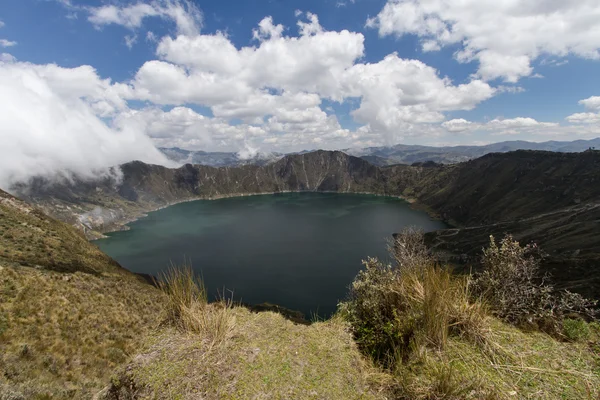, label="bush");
[562,319,591,342]
[473,235,598,331]
[339,229,488,368]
